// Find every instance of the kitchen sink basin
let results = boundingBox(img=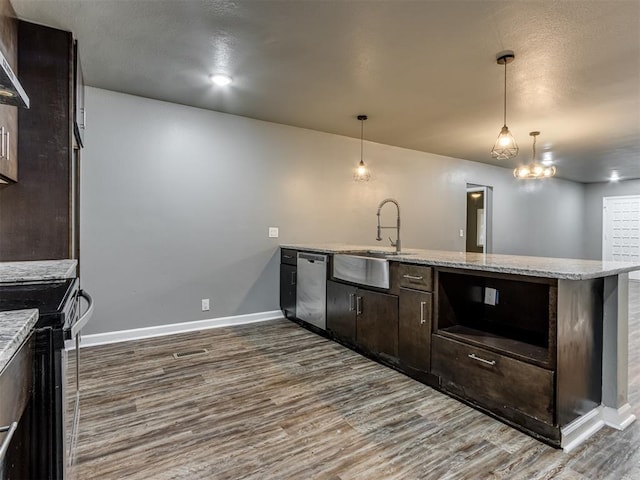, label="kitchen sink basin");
[333,253,390,289]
